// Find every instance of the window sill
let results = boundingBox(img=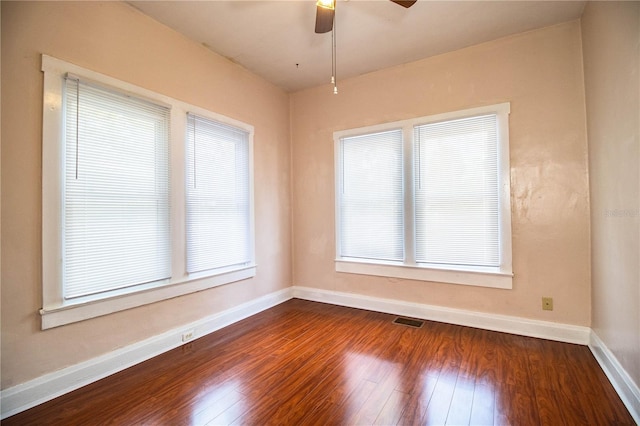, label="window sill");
[335,259,512,289]
[40,265,256,329]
